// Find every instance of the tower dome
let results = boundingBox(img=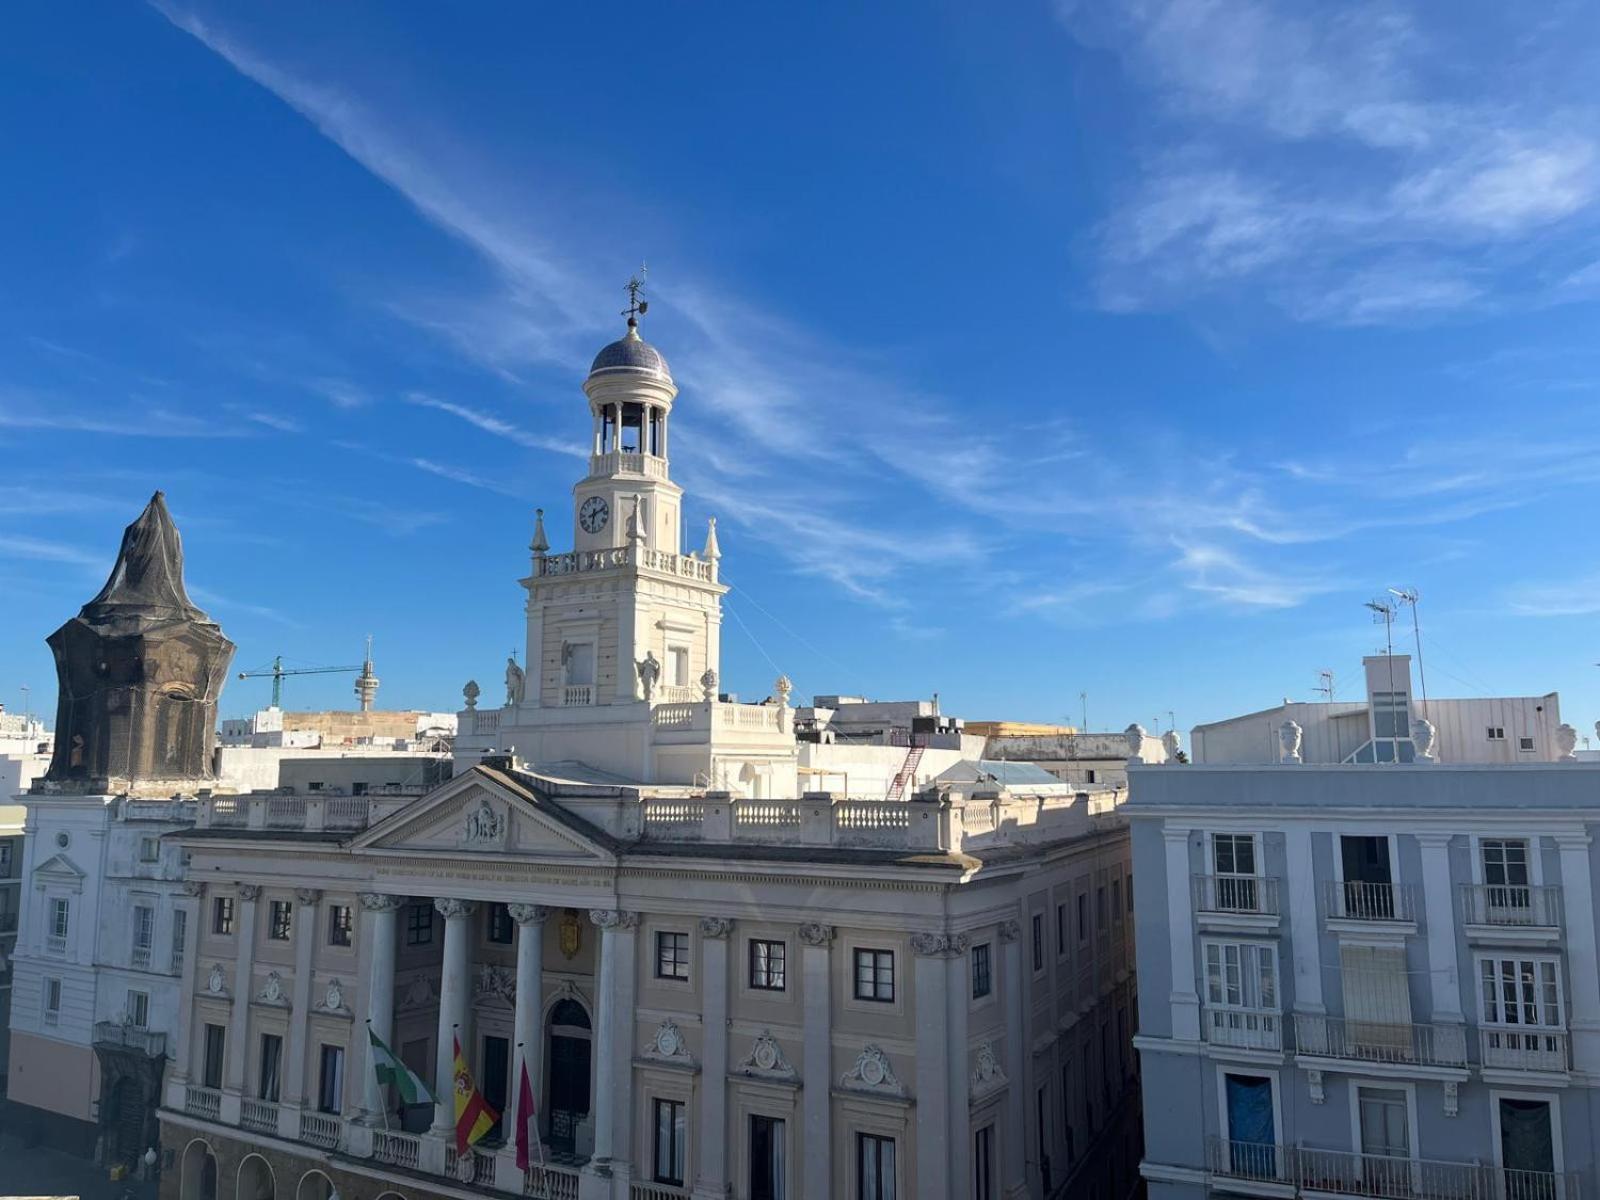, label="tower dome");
[588,318,672,380]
